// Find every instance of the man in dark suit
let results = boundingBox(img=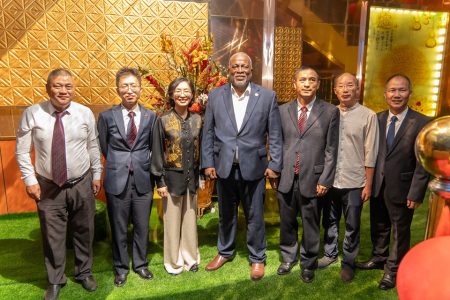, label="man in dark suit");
[356,74,430,290]
[276,66,339,283]
[201,52,283,281]
[97,67,157,287]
